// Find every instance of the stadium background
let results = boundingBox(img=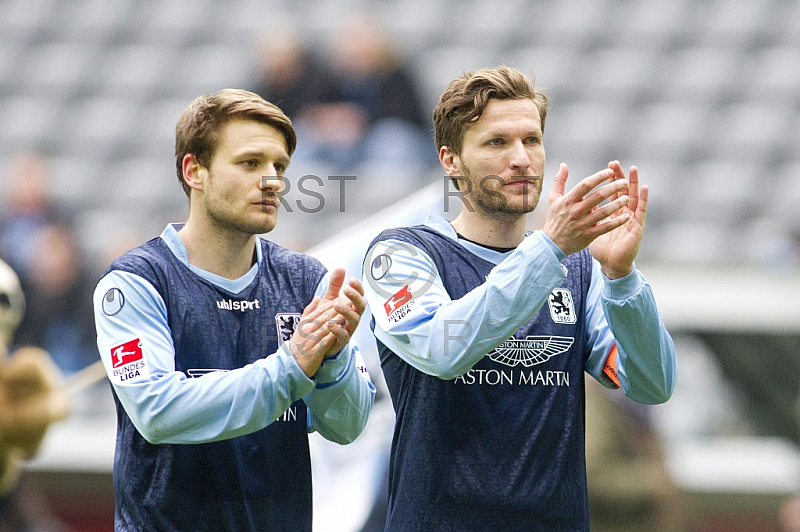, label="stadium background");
[1,0,799,530]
